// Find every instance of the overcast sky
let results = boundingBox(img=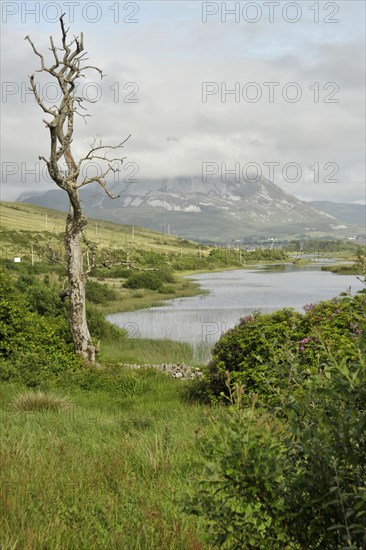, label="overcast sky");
[1,0,365,203]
